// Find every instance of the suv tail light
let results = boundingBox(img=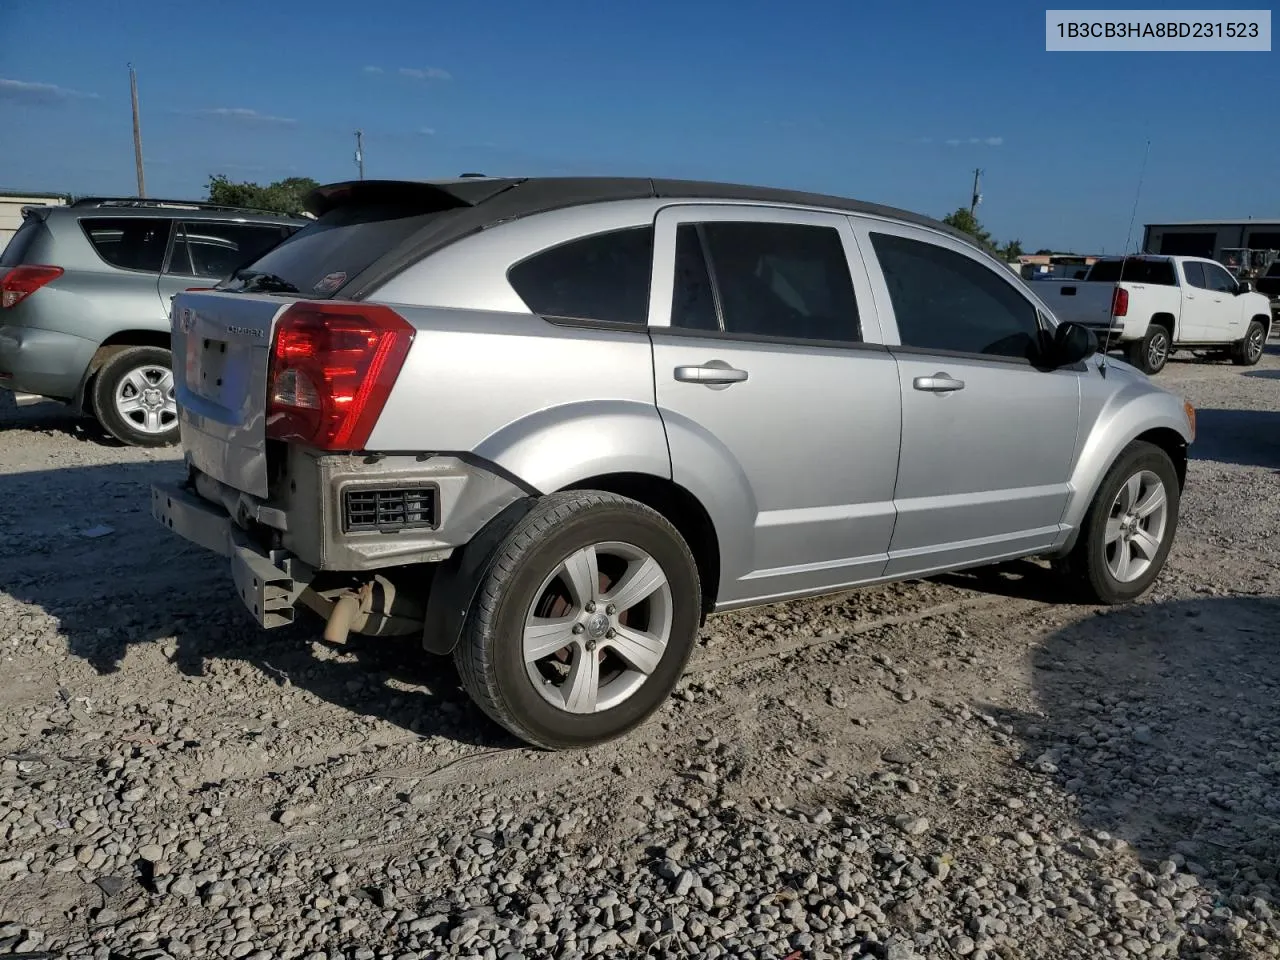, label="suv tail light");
[266,301,415,451]
[1111,286,1129,318]
[1,265,63,309]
